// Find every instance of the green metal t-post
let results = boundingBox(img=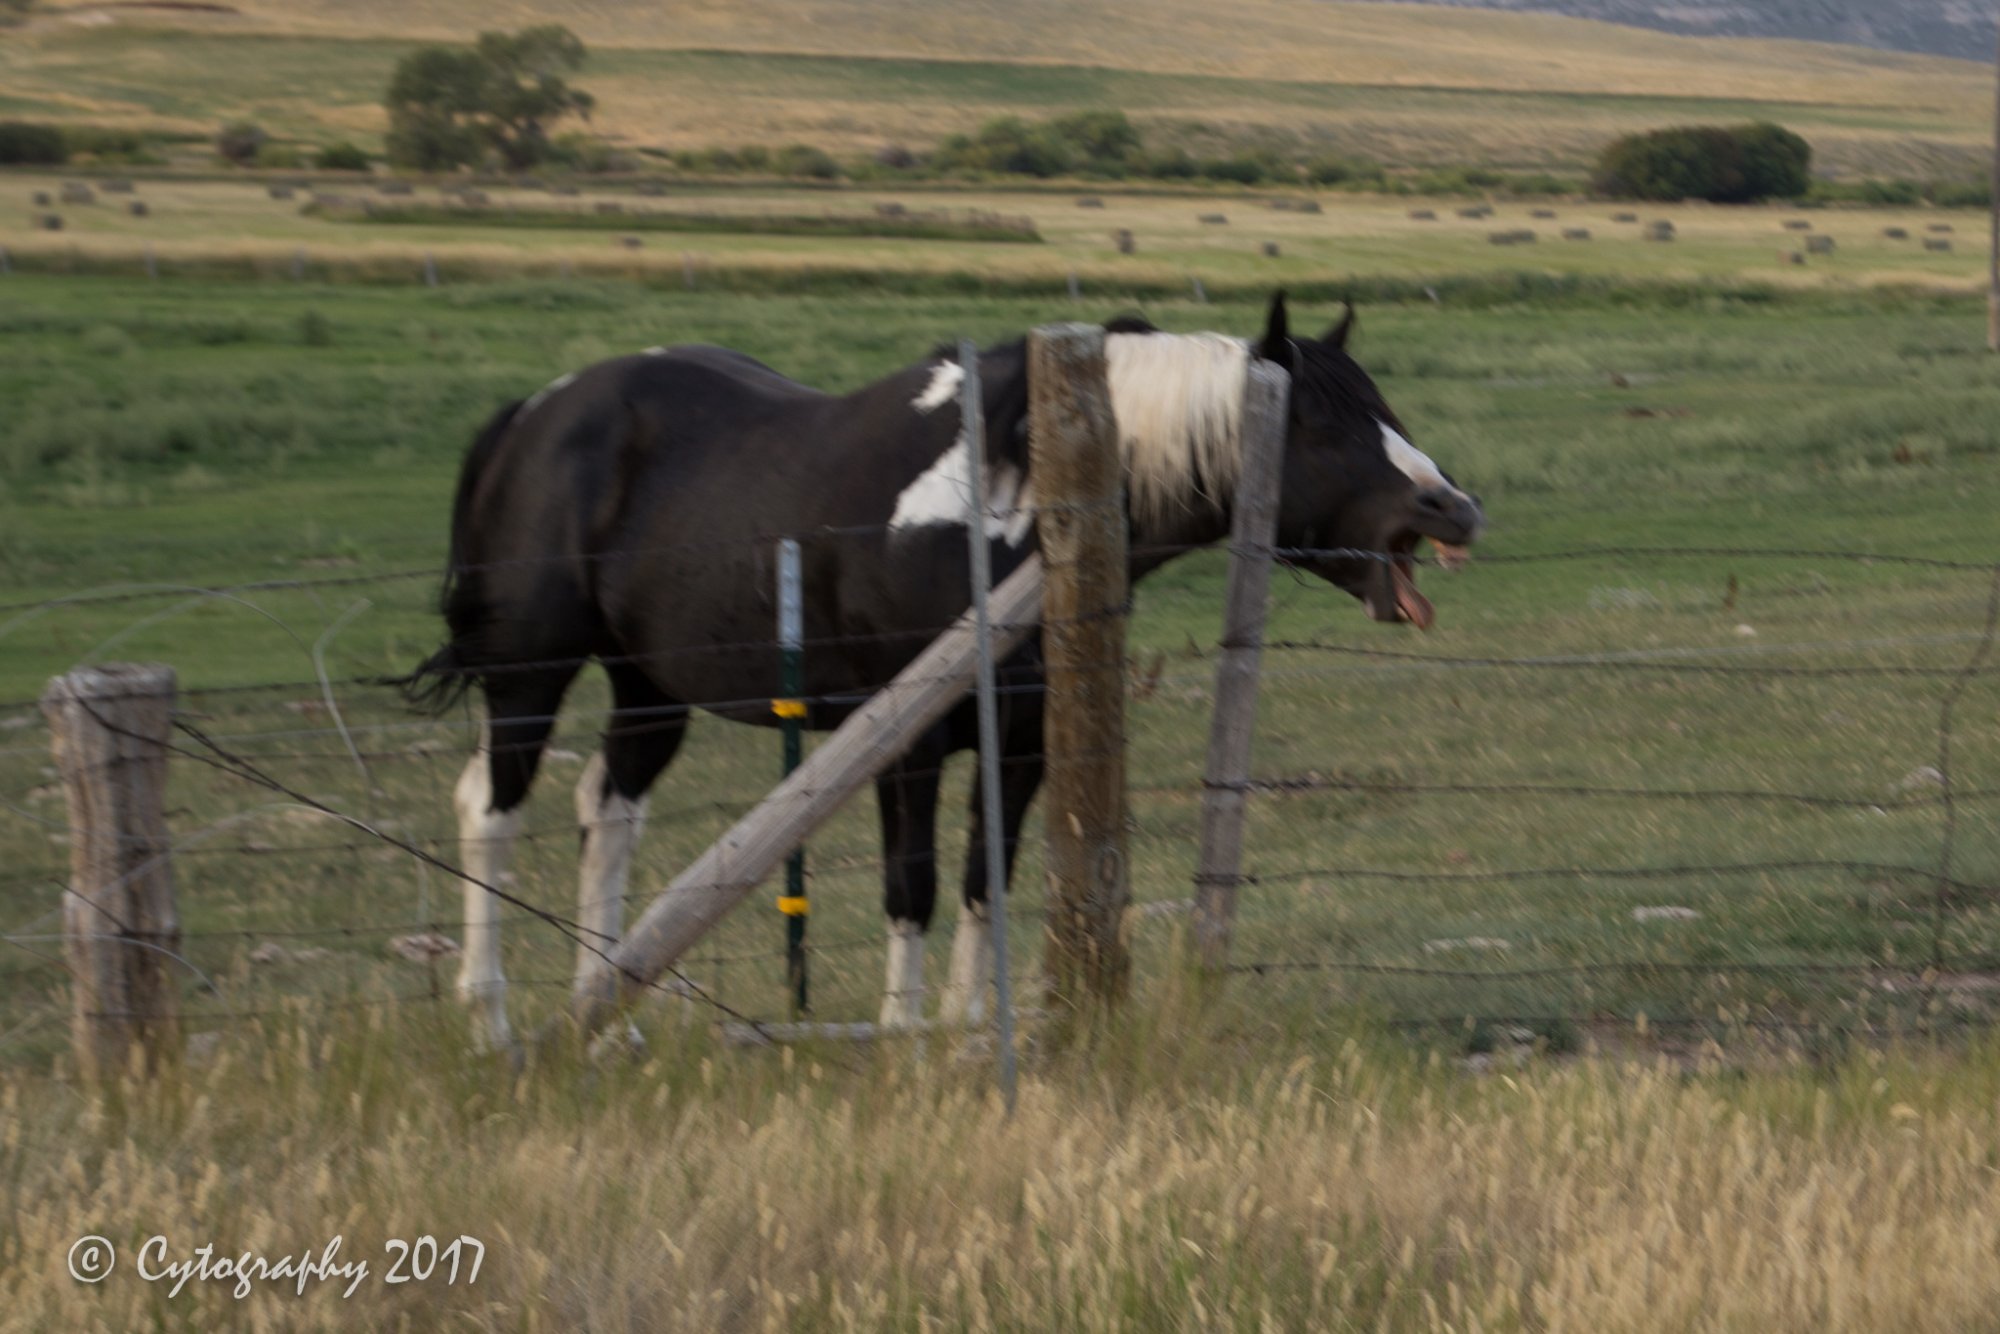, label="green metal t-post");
[775,537,809,1016]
